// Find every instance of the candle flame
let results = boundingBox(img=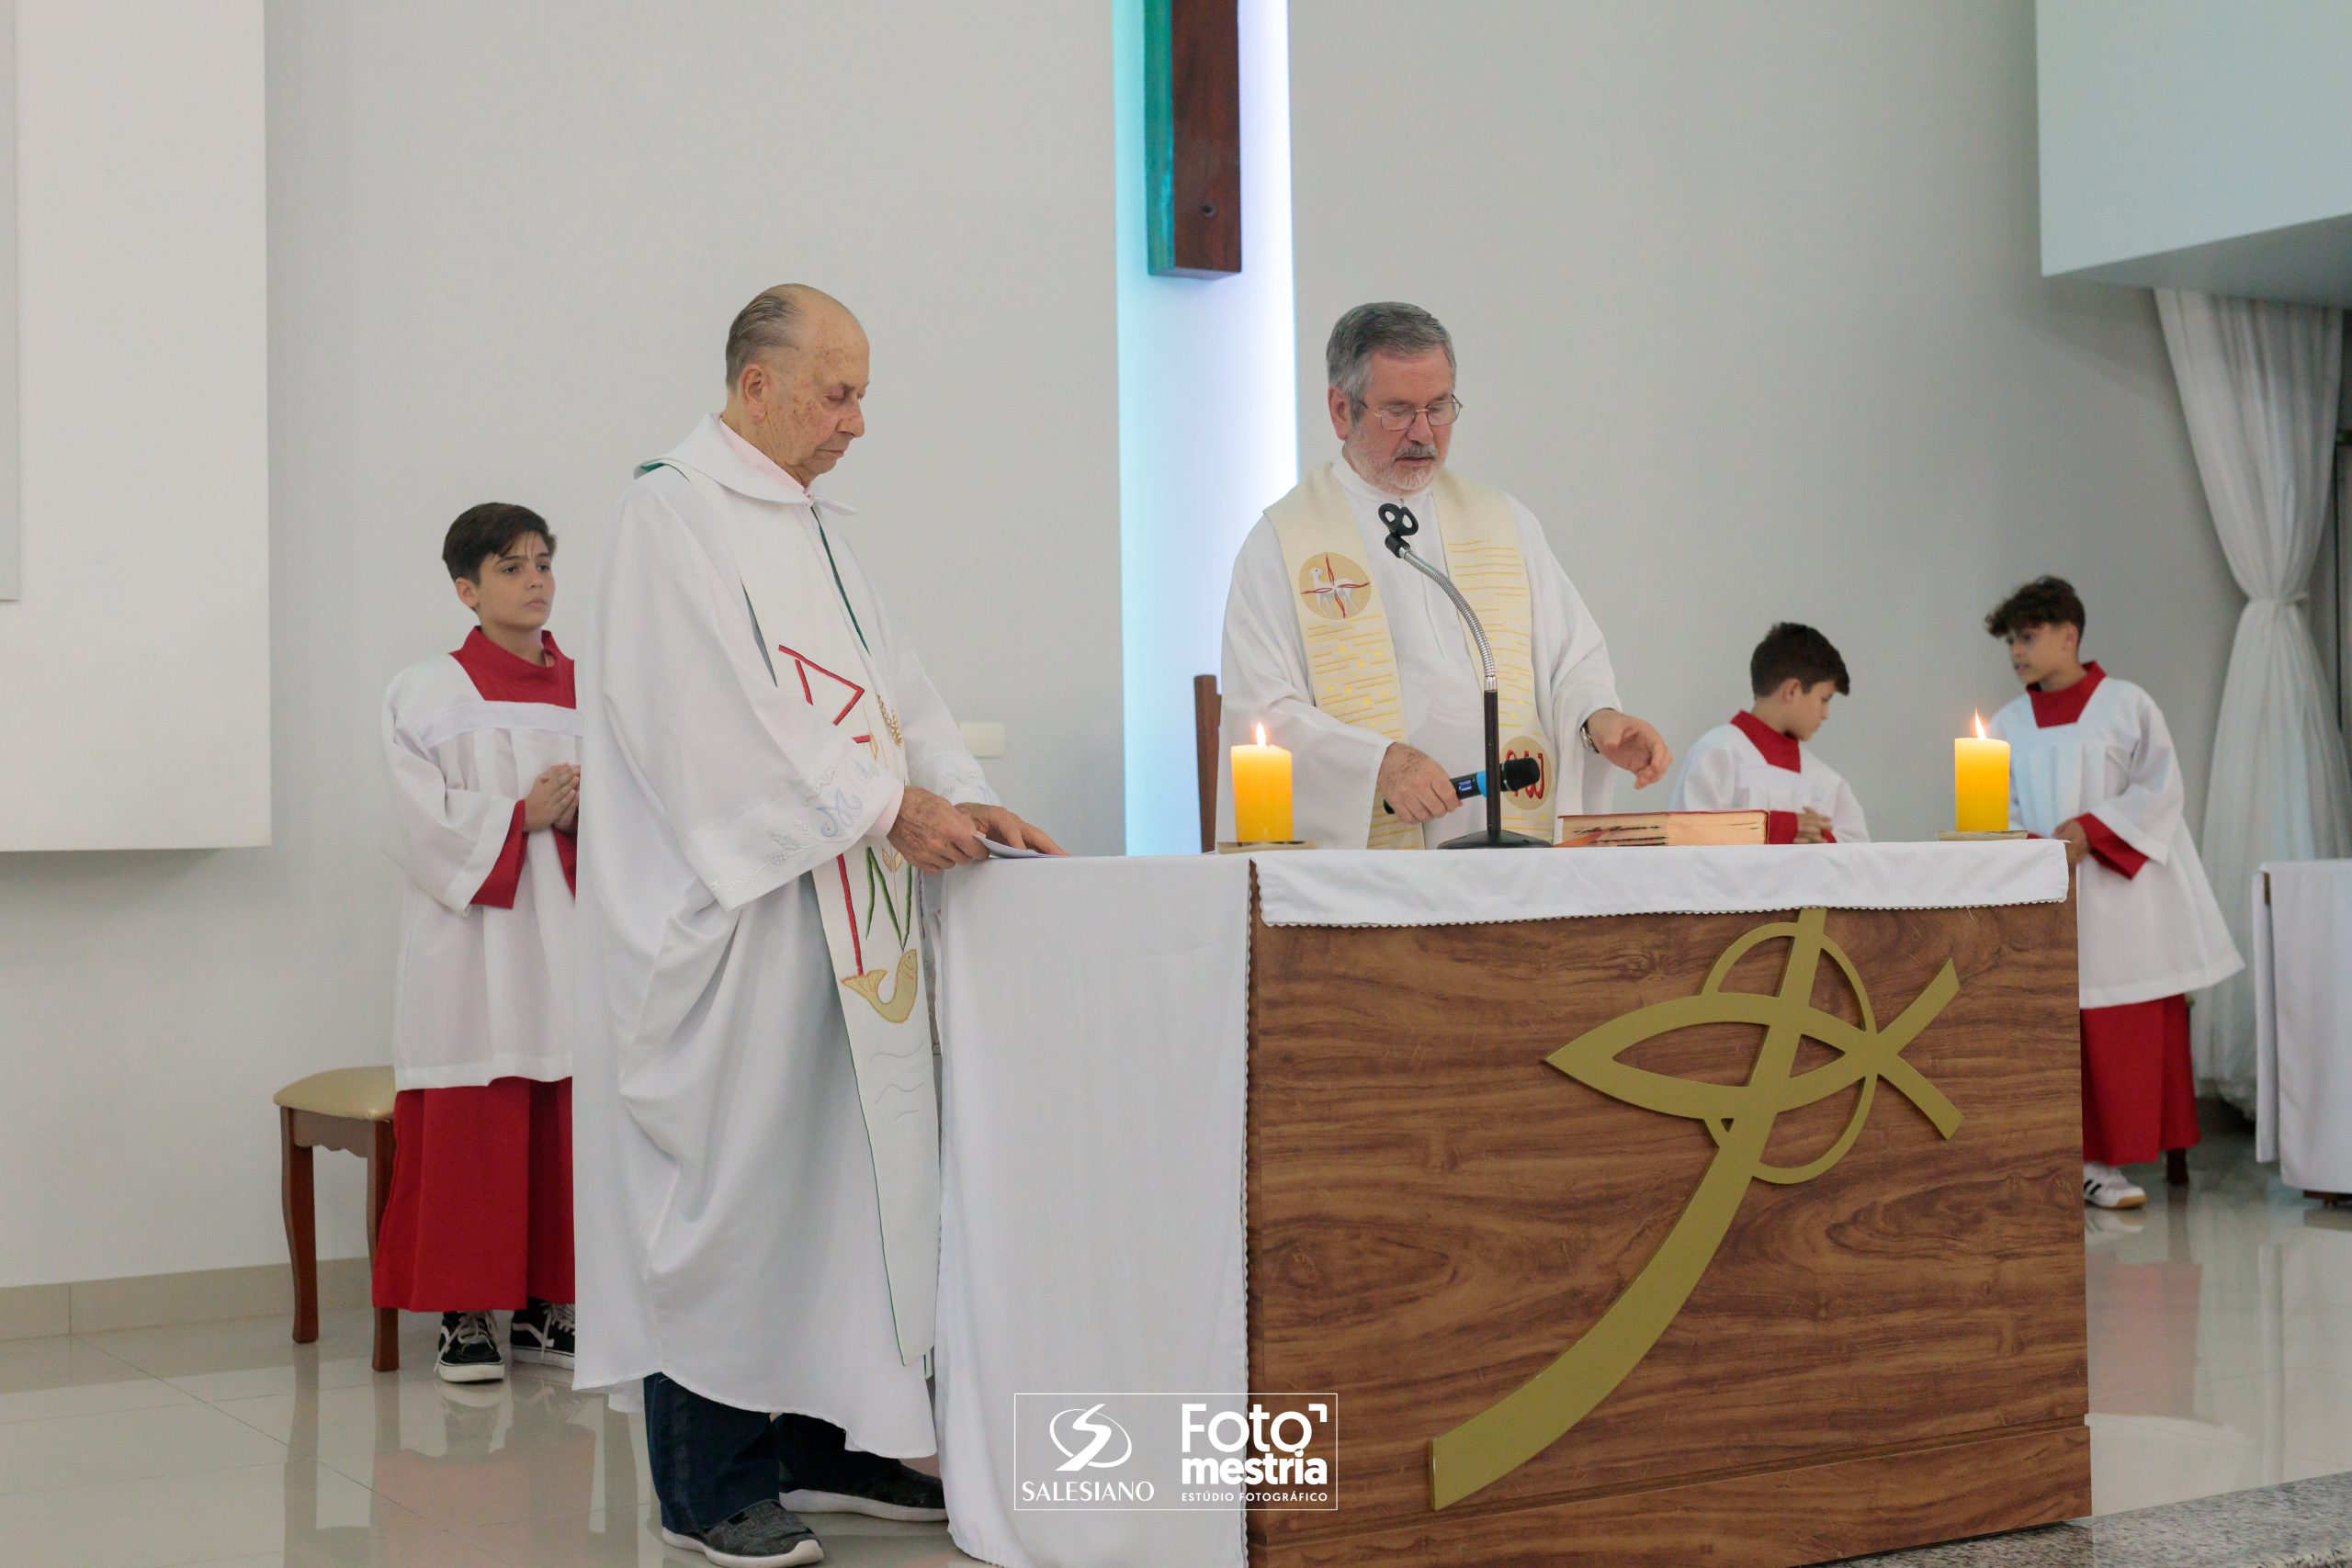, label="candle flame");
[1973,711,1985,739]
[1255,722,1267,747]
